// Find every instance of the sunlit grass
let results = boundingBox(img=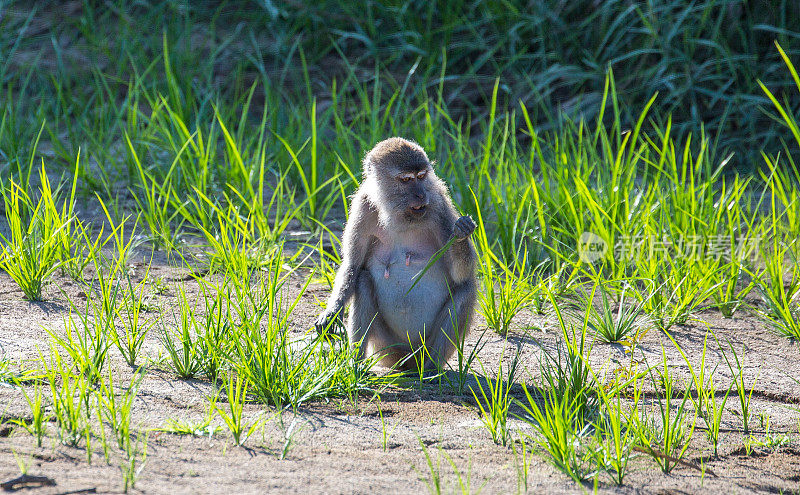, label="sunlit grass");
[2,5,800,490]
